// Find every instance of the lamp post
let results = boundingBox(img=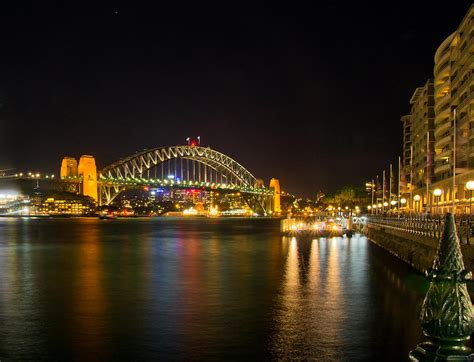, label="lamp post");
[400,198,407,216]
[466,182,474,243]
[414,194,421,214]
[465,181,474,221]
[434,188,443,216]
[390,200,397,215]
